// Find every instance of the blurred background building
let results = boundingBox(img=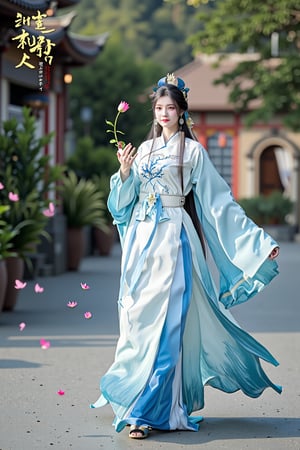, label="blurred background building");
[0,0,107,164]
[0,0,108,275]
[177,54,300,207]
